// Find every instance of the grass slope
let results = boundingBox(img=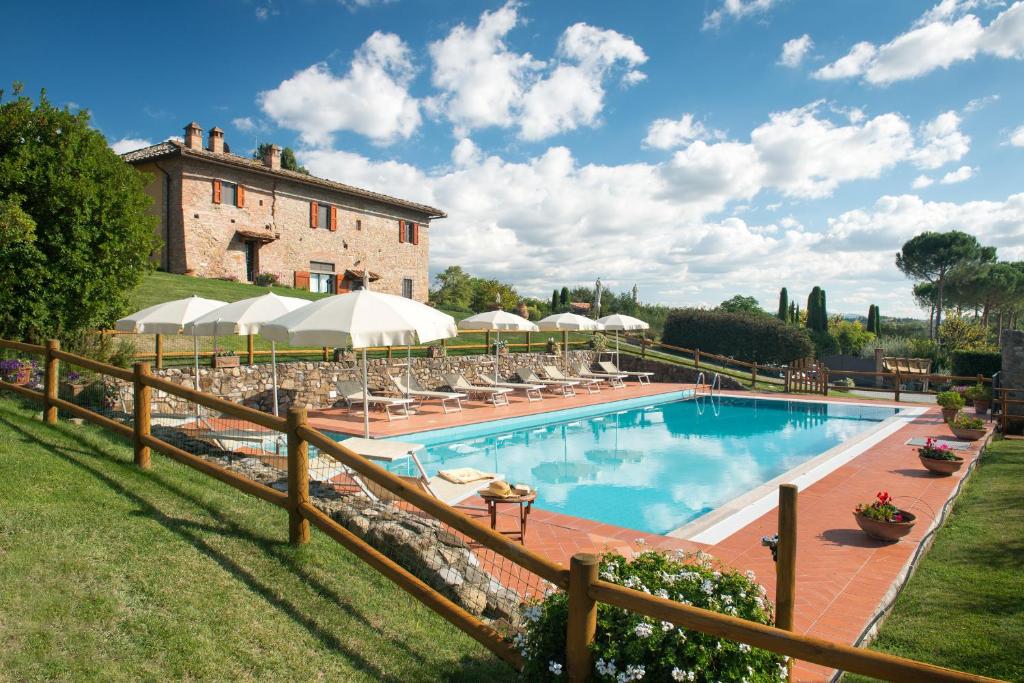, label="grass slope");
[0,395,515,682]
[851,437,1024,682]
